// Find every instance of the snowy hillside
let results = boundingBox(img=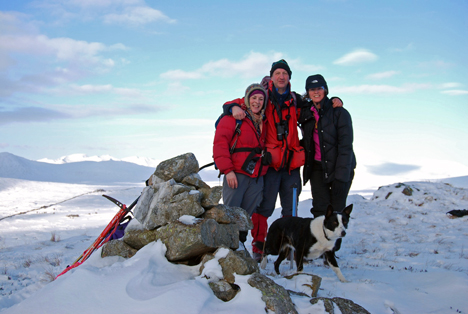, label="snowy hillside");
[0,152,153,184]
[0,172,467,313]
